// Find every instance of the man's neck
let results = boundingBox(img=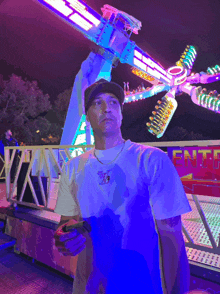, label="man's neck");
[5,135,11,140]
[94,134,125,150]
